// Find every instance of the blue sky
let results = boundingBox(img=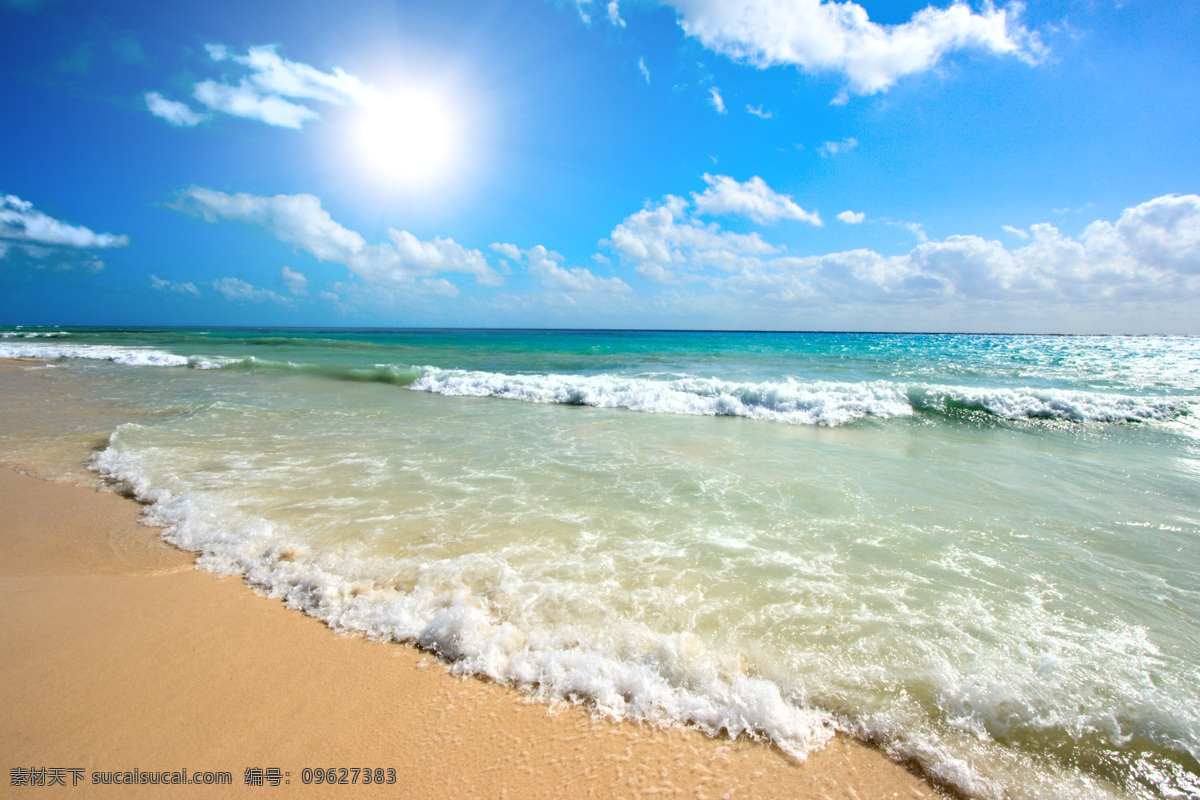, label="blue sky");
[2,0,1198,332]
